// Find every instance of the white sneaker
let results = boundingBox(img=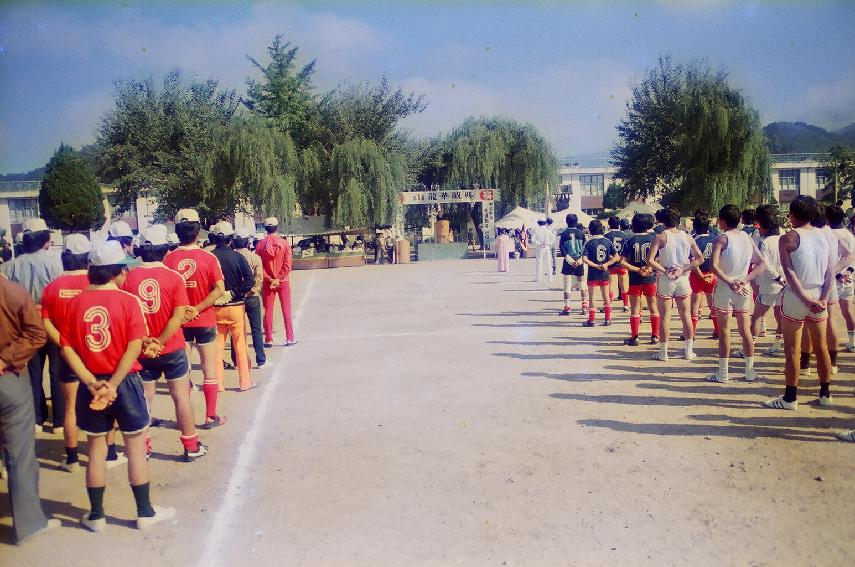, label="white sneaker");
[767,343,784,356]
[707,373,729,383]
[81,513,106,533]
[763,395,797,410]
[831,366,839,375]
[136,505,176,530]
[651,351,668,361]
[844,345,855,353]
[800,367,812,376]
[685,351,697,360]
[744,371,759,383]
[256,361,268,370]
[819,395,833,406]
[106,453,128,469]
[60,458,80,472]
[731,349,745,359]
[836,429,855,442]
